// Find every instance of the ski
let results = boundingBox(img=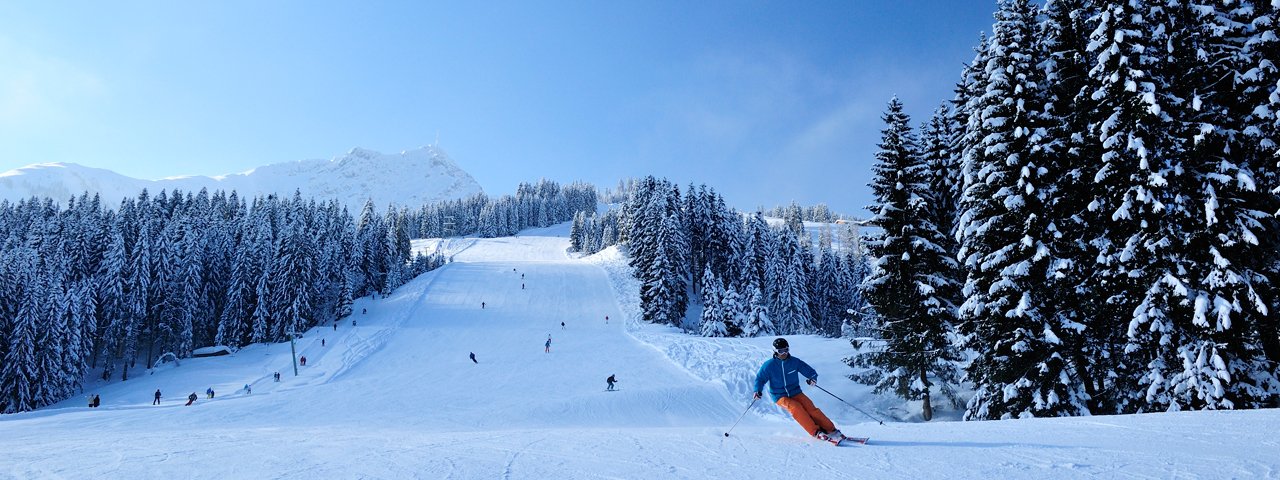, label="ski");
[824,434,869,446]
